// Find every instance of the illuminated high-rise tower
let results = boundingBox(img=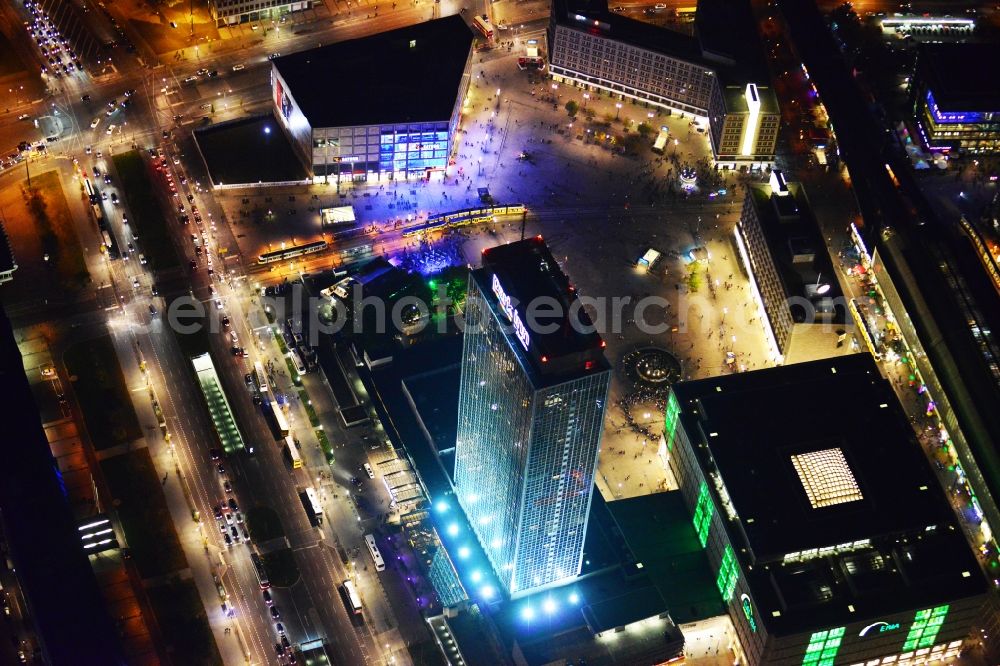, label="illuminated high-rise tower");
[454,237,611,598]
